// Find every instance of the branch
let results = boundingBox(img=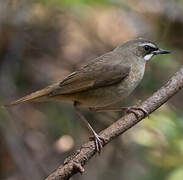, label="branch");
[46,66,183,180]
